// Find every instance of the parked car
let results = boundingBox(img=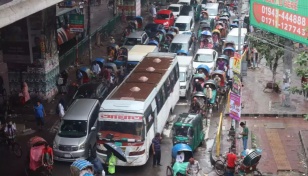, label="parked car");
[193,48,218,72]
[122,31,149,50]
[154,10,175,30]
[168,4,183,18]
[70,82,109,105]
